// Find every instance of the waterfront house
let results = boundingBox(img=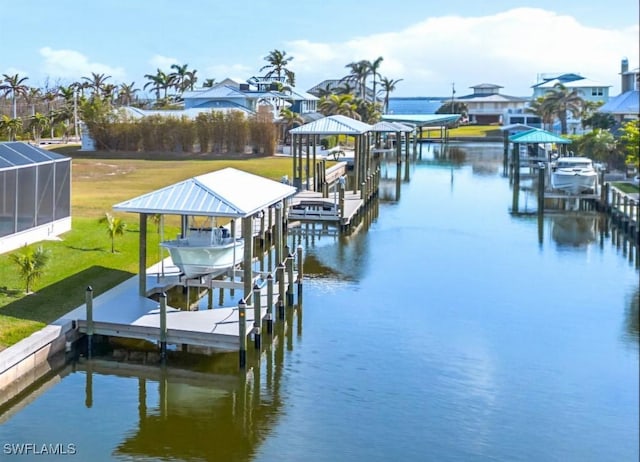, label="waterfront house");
[598,58,639,124]
[183,76,319,120]
[456,84,529,125]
